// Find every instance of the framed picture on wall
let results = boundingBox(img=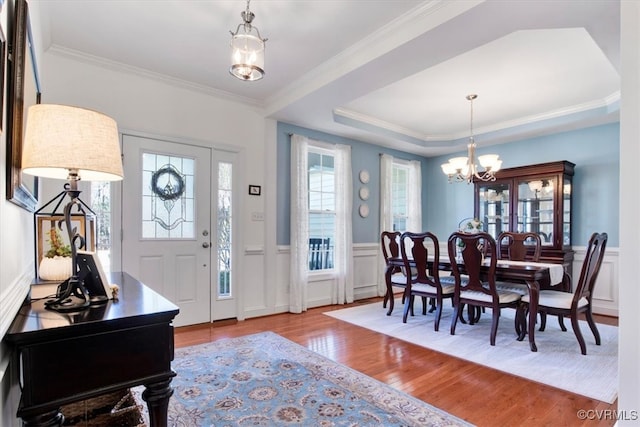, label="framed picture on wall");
[248,185,261,196]
[6,0,42,211]
[0,25,5,133]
